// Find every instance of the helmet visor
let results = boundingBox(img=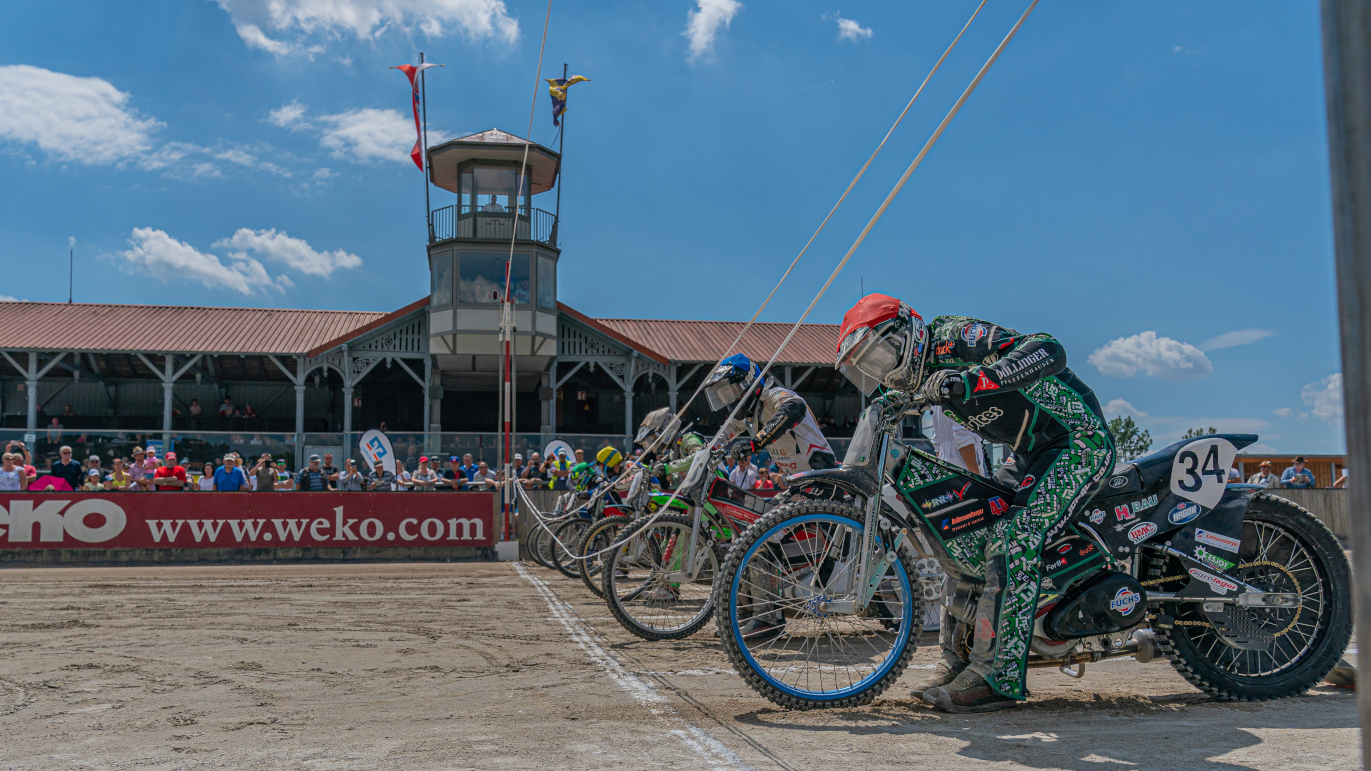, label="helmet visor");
[838,327,901,395]
[705,380,743,411]
[634,424,656,444]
